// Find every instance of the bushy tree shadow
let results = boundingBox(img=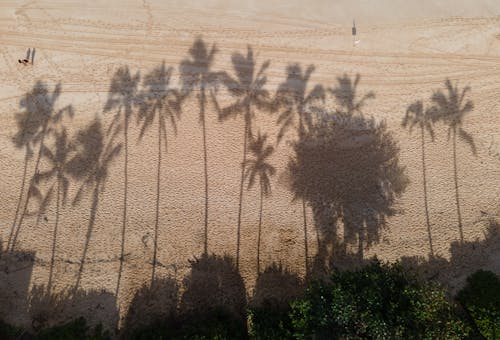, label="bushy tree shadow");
[9,81,74,251]
[430,79,476,243]
[289,111,408,271]
[216,45,272,269]
[179,253,247,323]
[122,277,178,338]
[67,118,122,289]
